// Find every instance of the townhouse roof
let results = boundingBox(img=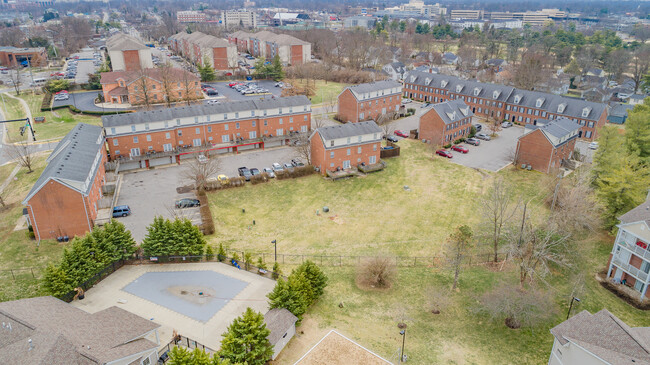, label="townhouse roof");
[404,70,608,121]
[238,30,310,46]
[23,123,104,204]
[522,117,581,147]
[346,80,402,99]
[312,121,383,142]
[630,94,646,101]
[426,99,474,124]
[264,308,298,345]
[549,309,650,365]
[102,95,310,128]
[619,197,650,226]
[442,52,458,61]
[609,103,634,117]
[174,31,230,48]
[585,67,604,76]
[229,30,253,39]
[106,33,148,52]
[0,296,160,365]
[486,58,506,67]
[385,61,406,73]
[99,67,199,86]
